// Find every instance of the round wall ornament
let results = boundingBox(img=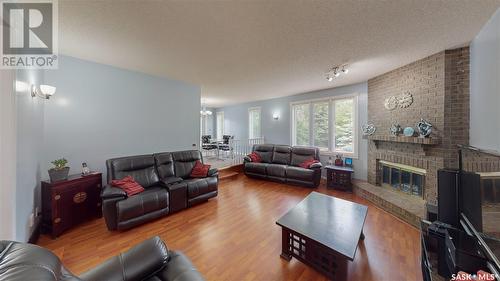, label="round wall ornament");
[398,92,413,108]
[403,127,415,137]
[416,118,433,138]
[390,124,403,136]
[384,96,398,110]
[361,123,376,136]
